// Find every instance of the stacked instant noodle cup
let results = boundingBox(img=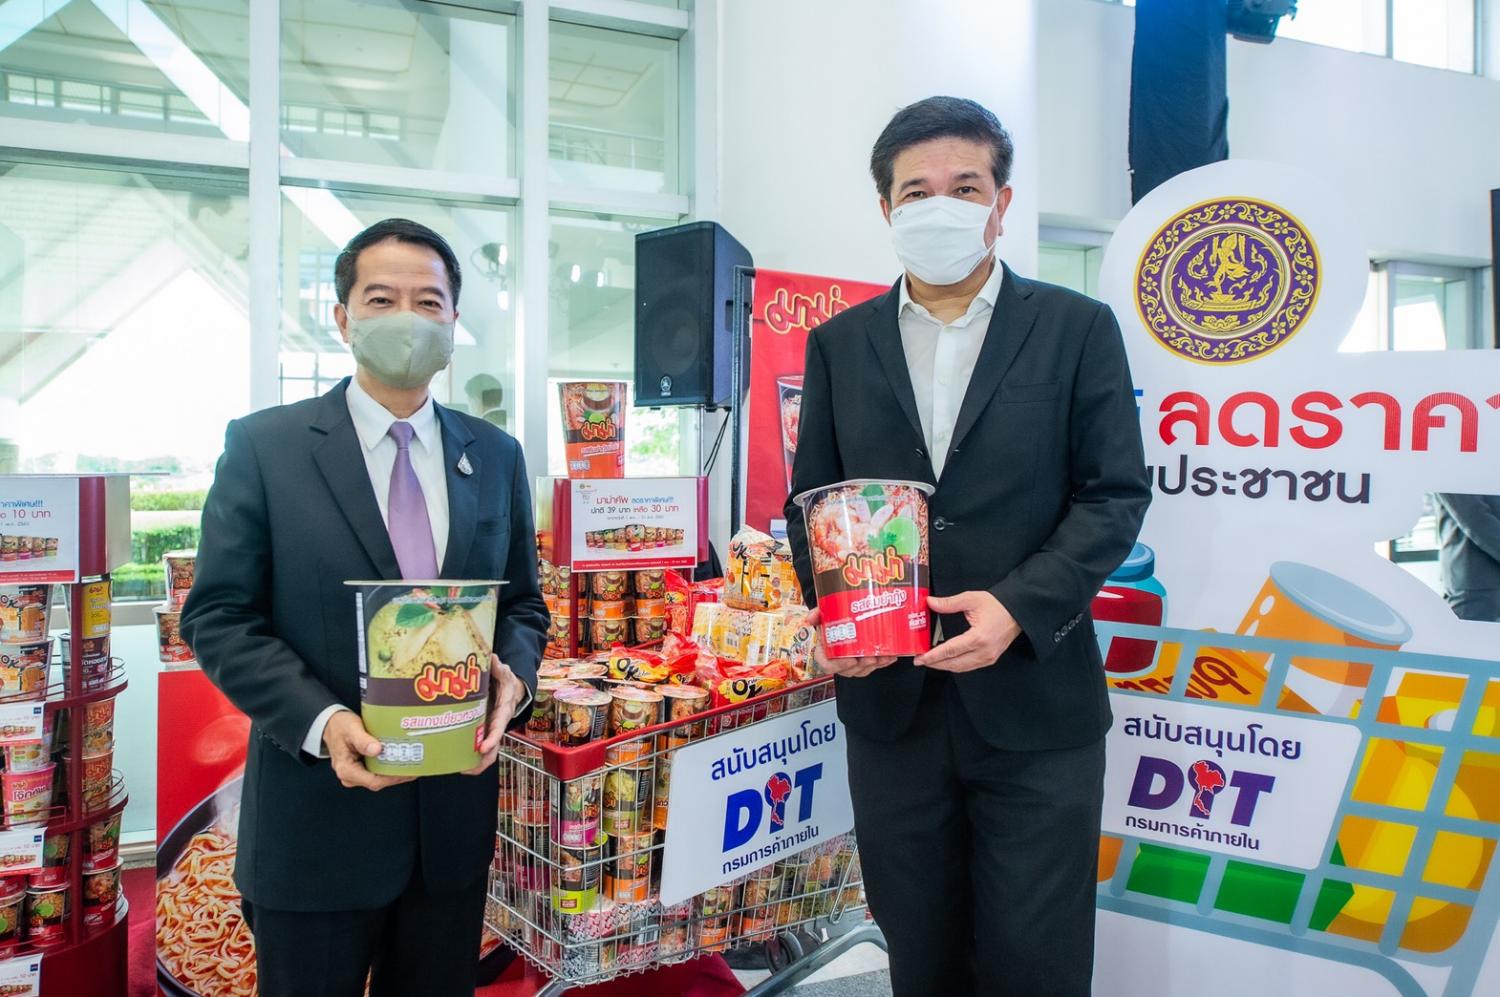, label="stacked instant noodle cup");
[154,550,197,667]
[539,563,682,659]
